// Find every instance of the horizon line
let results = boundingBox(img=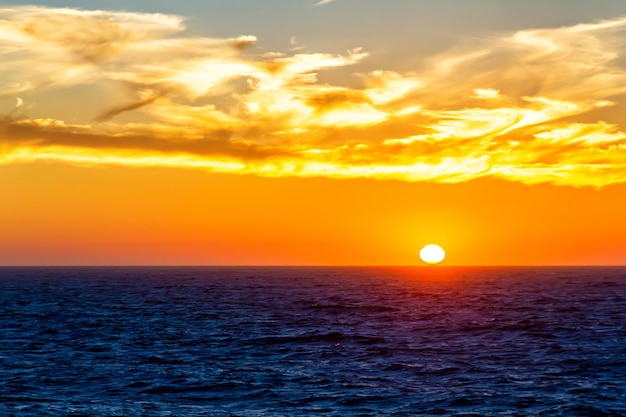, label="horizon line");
[1,264,625,268]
